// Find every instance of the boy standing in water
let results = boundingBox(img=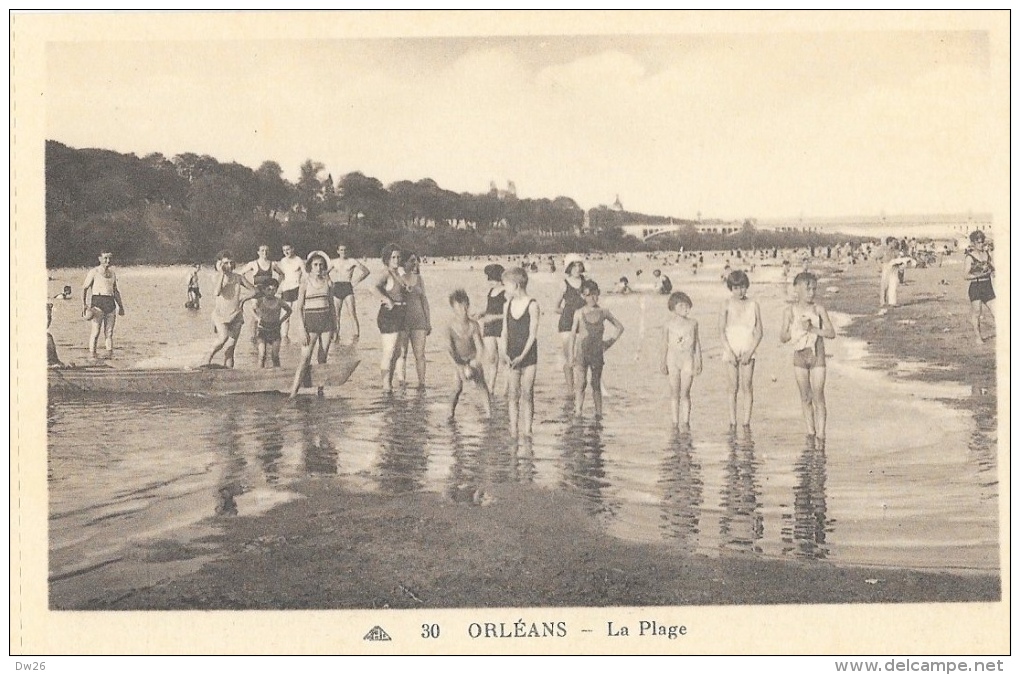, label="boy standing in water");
[186,264,202,309]
[501,267,540,438]
[567,279,624,418]
[719,270,763,430]
[780,272,836,447]
[446,289,491,420]
[243,277,292,368]
[660,291,702,430]
[206,250,257,368]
